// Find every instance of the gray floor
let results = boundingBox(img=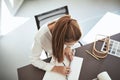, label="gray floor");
[0,0,120,80]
